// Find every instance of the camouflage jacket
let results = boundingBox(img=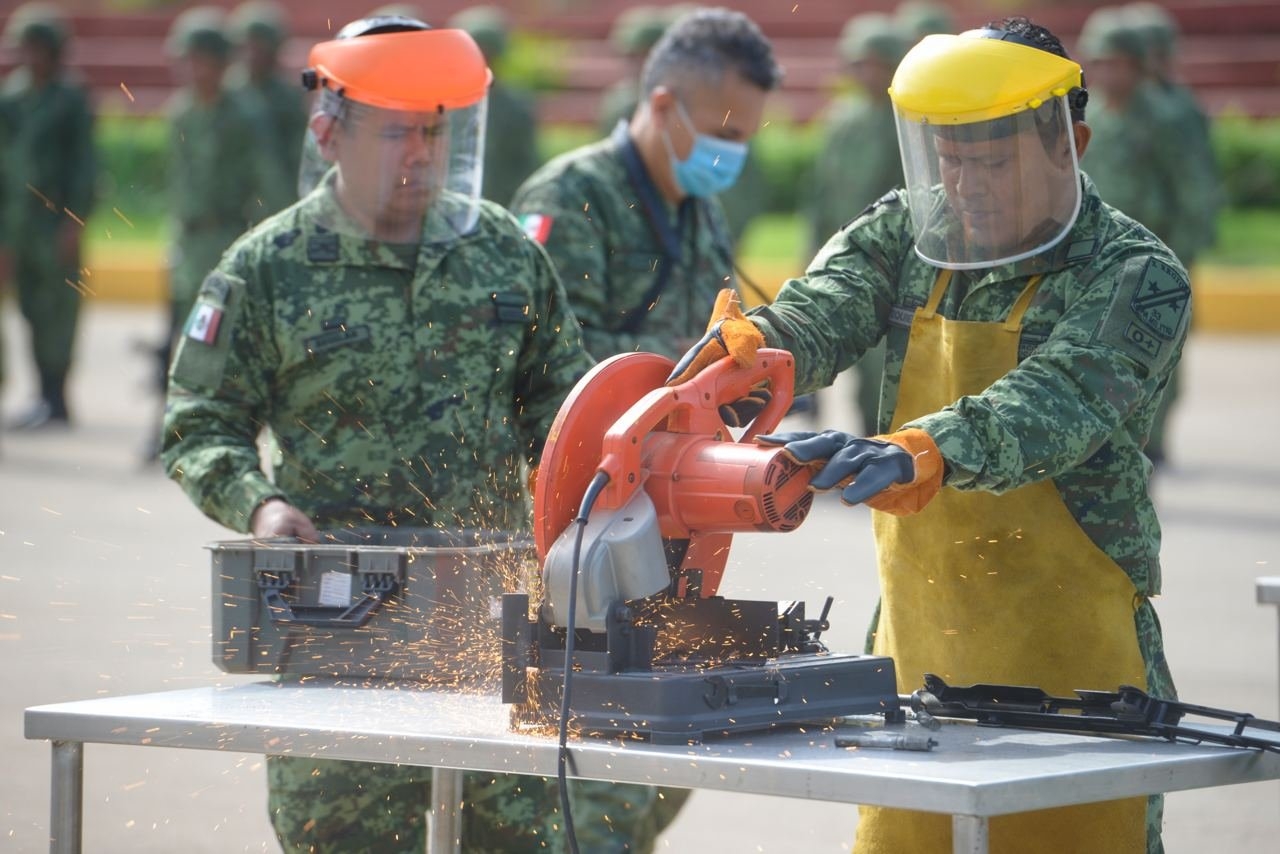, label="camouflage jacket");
[482,81,541,208]
[750,177,1190,594]
[0,68,95,240]
[162,182,593,534]
[510,121,737,360]
[226,66,308,214]
[805,96,902,256]
[166,87,290,238]
[1081,83,1207,264]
